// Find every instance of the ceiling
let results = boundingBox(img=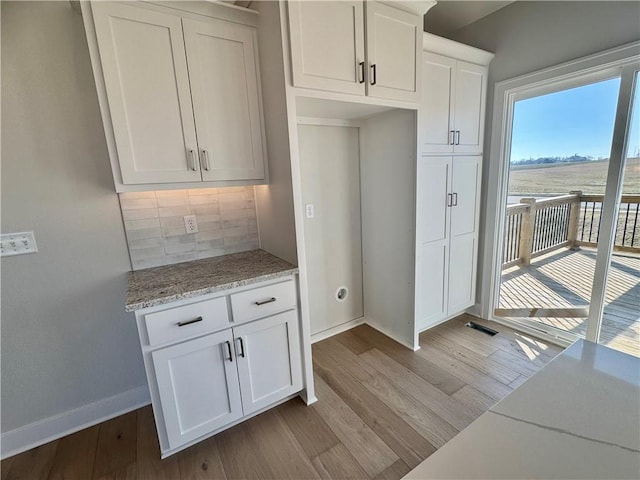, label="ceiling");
[226,0,513,38]
[424,1,513,37]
